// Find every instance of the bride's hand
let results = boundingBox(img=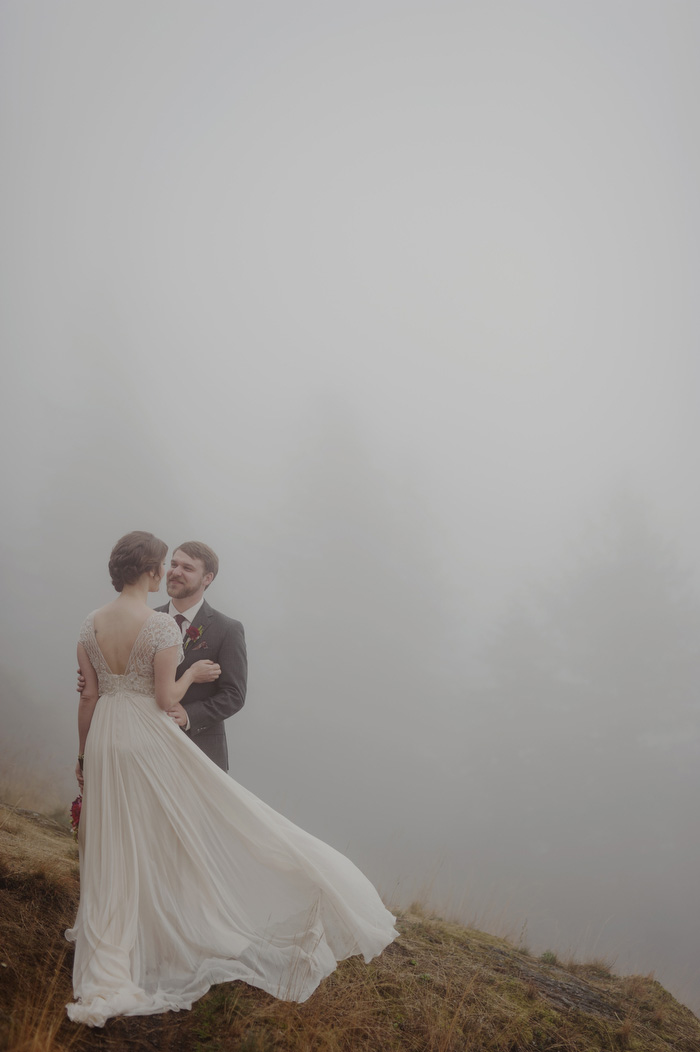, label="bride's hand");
[190,660,221,684]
